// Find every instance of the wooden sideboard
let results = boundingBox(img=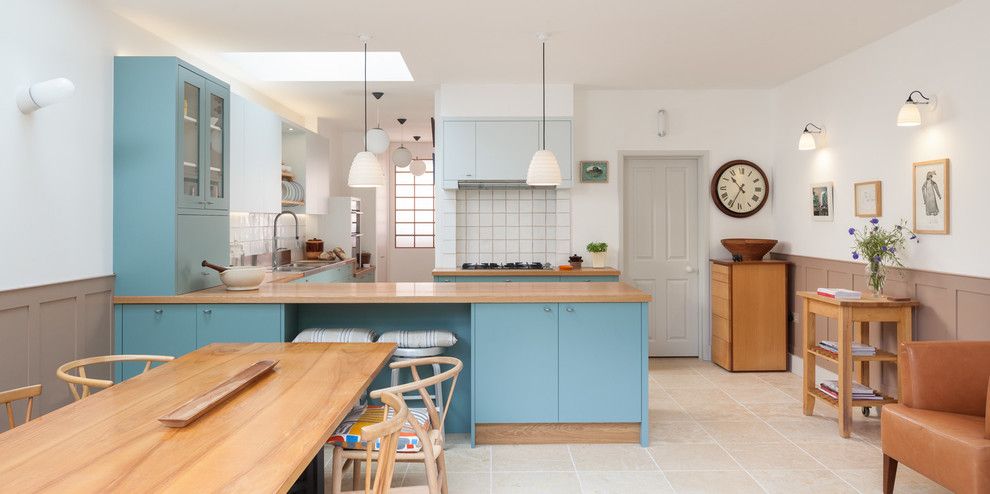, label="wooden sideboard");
[710,260,788,371]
